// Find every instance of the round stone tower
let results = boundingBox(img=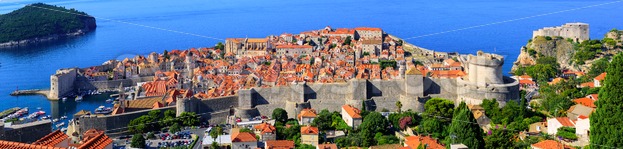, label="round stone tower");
[466,51,504,86]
